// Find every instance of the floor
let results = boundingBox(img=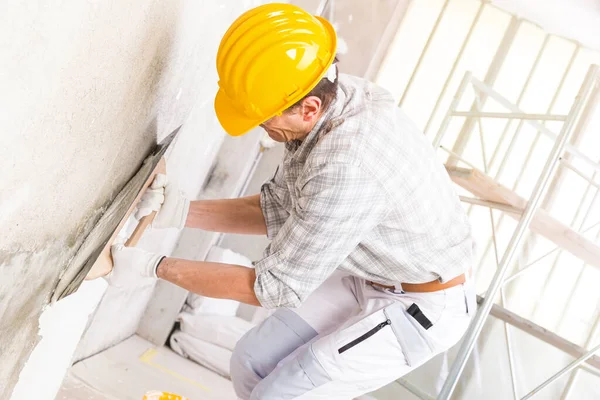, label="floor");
[55,334,419,400]
[57,335,236,400]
